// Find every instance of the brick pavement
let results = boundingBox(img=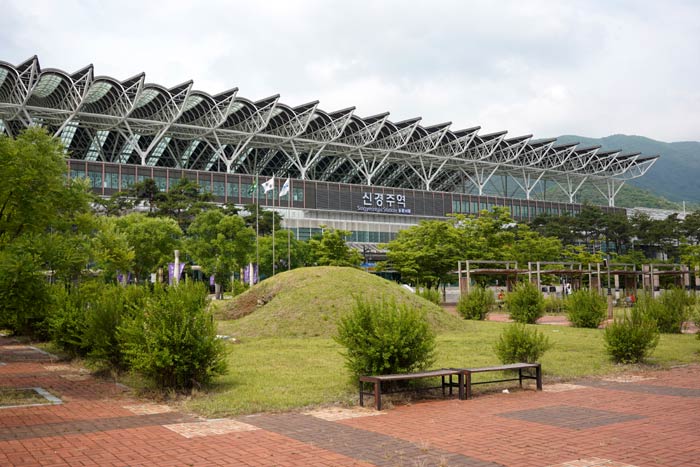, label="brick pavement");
[1,336,699,467]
